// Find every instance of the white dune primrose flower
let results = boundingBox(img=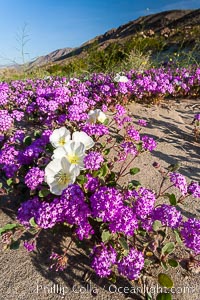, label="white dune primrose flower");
[72,131,95,150]
[87,109,107,124]
[114,73,129,83]
[52,140,86,169]
[45,157,80,195]
[50,127,71,148]
[50,127,95,150]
